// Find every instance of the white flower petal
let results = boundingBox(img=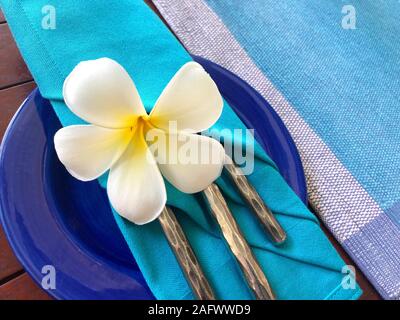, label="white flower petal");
[146,128,225,193]
[54,125,132,181]
[63,58,146,128]
[149,62,223,133]
[108,127,166,224]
